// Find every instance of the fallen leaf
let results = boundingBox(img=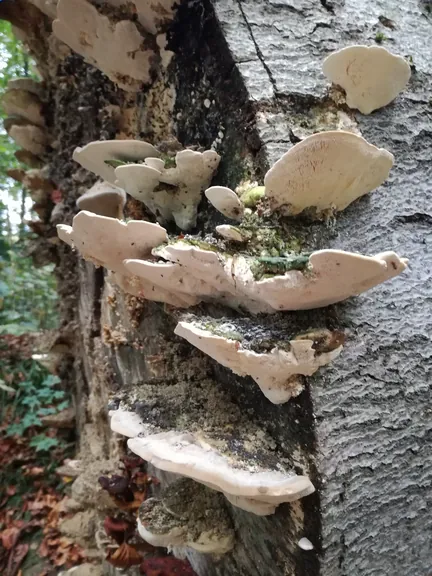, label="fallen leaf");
[107,542,142,568]
[1,526,21,550]
[112,489,147,511]
[103,517,135,545]
[24,466,44,476]
[6,486,16,496]
[5,543,29,576]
